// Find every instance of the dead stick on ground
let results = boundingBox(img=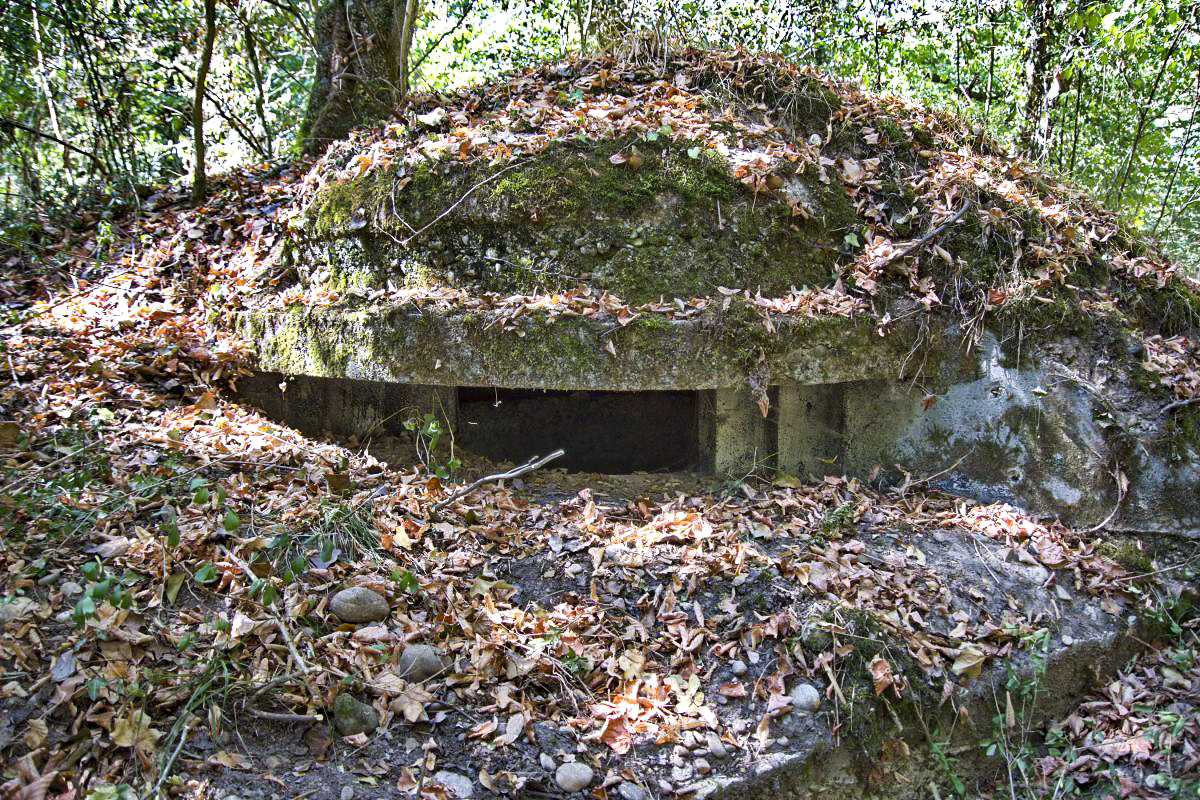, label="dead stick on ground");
[149,722,190,799]
[221,546,311,675]
[246,706,321,723]
[433,449,566,512]
[1163,396,1200,413]
[399,161,524,247]
[881,199,972,269]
